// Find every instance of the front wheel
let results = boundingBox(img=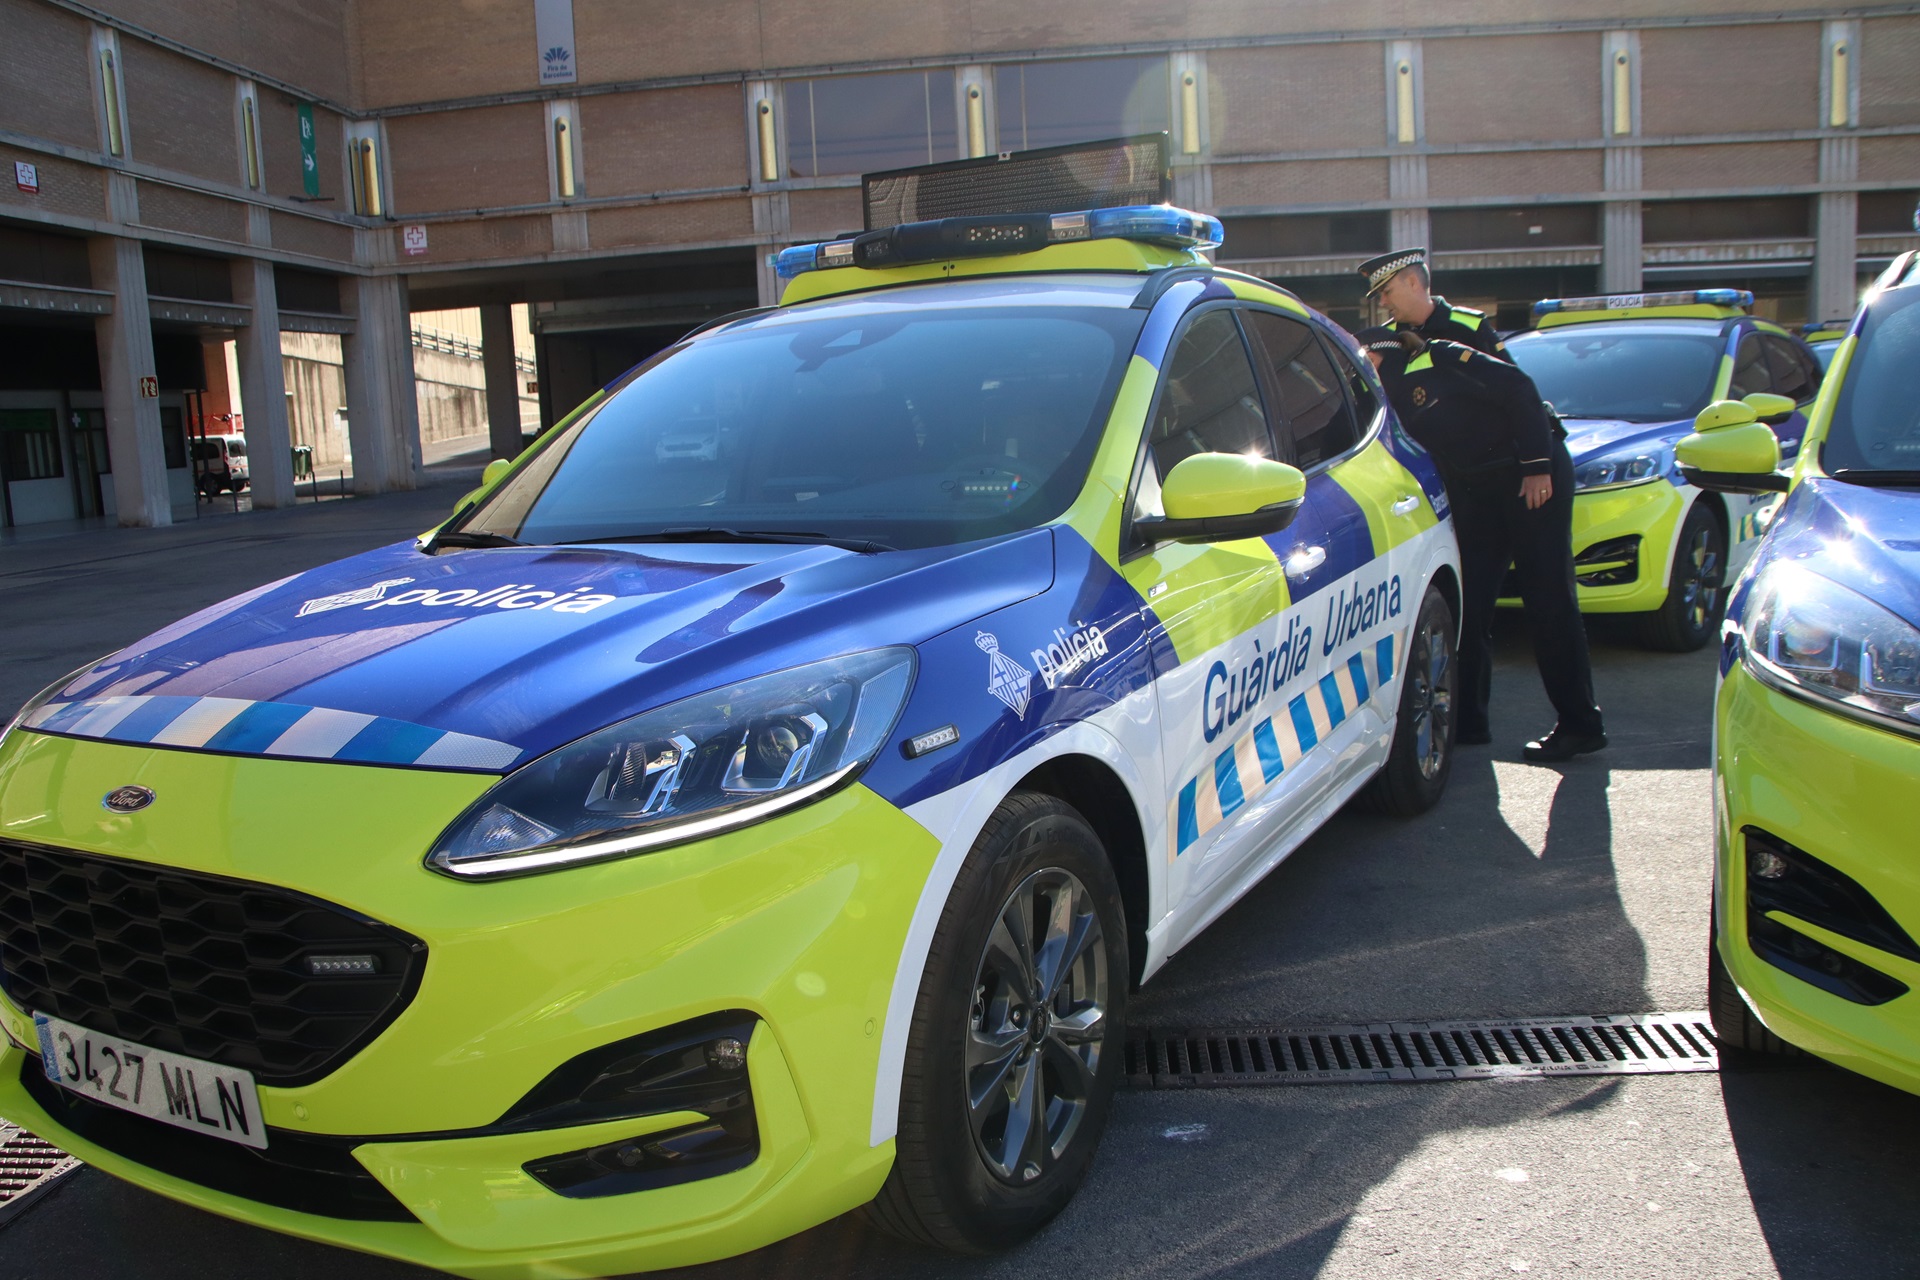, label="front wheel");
[1708,910,1800,1057]
[866,792,1127,1253]
[1638,502,1726,652]
[1358,582,1457,816]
